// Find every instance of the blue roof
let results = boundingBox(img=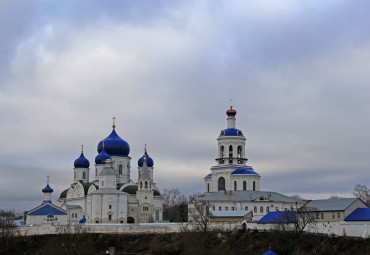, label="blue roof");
[95,147,111,164]
[204,173,212,178]
[232,169,259,175]
[74,152,90,168]
[345,208,370,221]
[28,203,67,216]
[263,248,279,255]
[42,184,53,193]
[138,151,154,167]
[258,211,296,224]
[222,128,244,137]
[97,128,130,157]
